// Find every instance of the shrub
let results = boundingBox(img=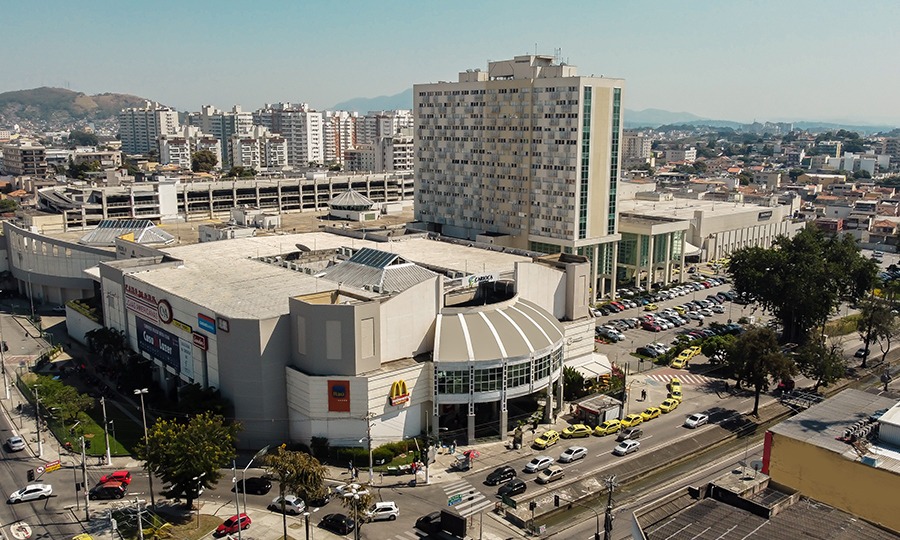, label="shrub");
[310,436,329,460]
[335,447,369,466]
[372,447,393,464]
